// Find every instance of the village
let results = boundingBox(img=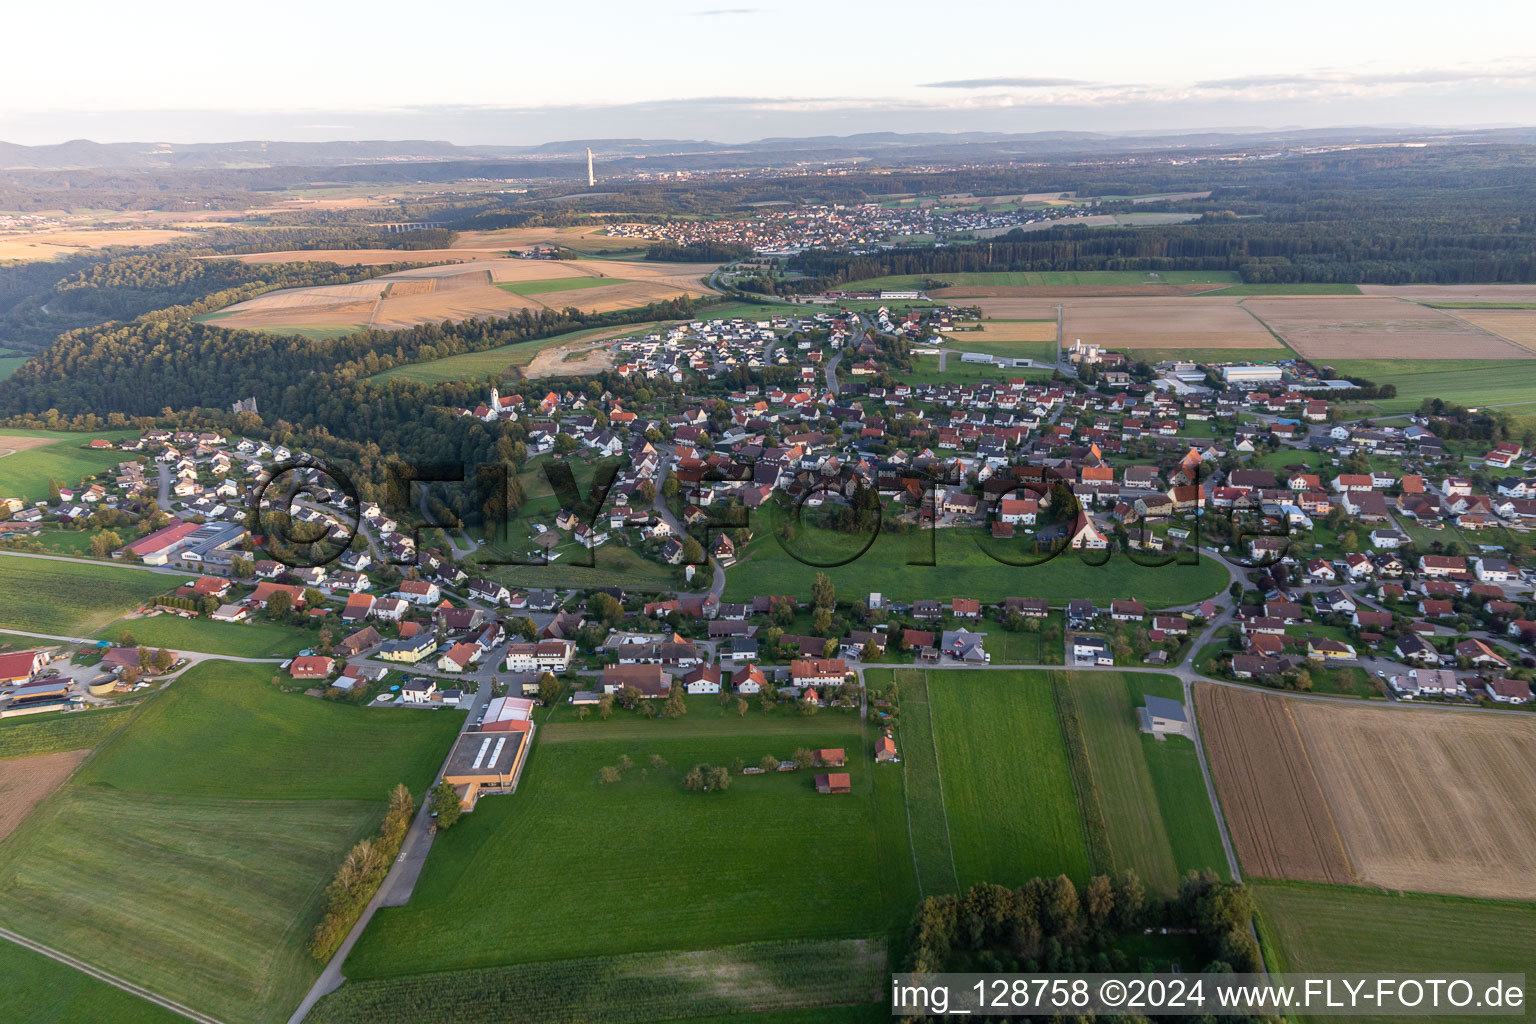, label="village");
[3,299,1535,782]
